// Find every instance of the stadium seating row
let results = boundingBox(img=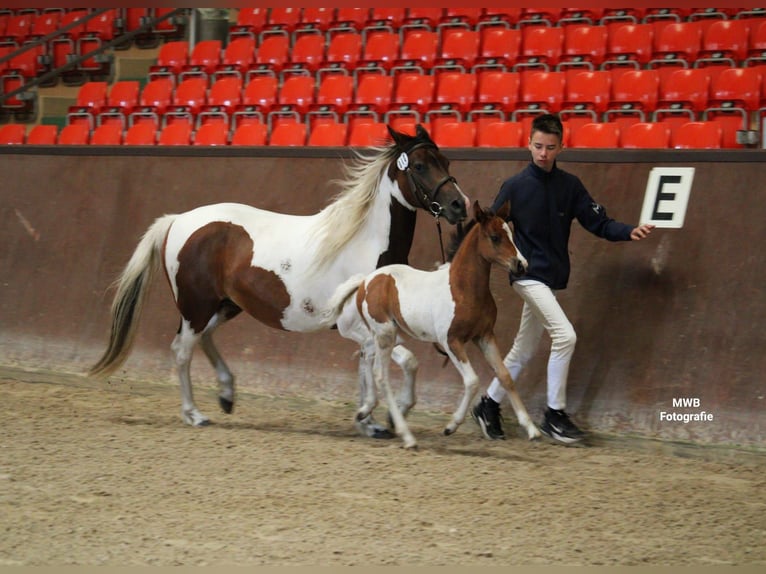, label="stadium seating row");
[147,19,766,86]
[59,64,766,148]
[0,117,739,149]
